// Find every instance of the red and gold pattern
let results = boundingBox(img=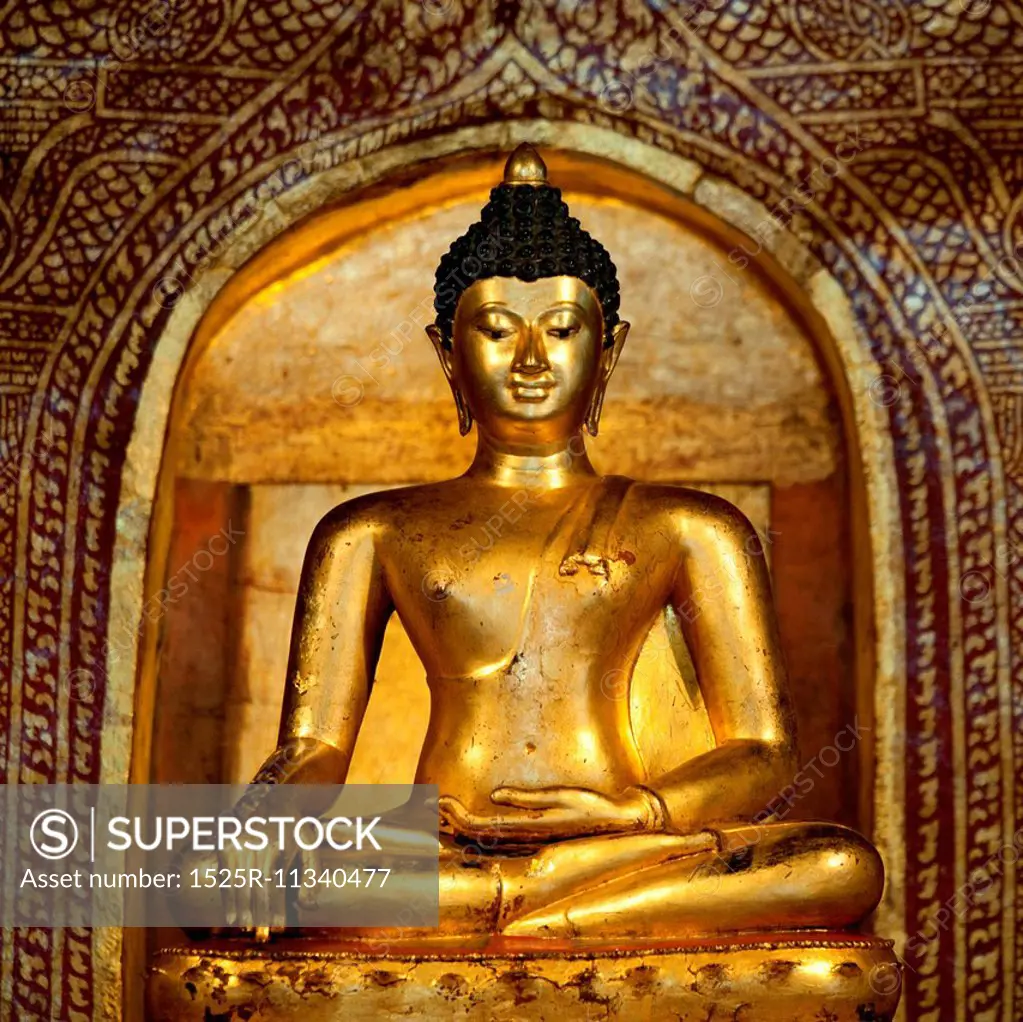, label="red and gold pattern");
[1,1,1021,1018]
